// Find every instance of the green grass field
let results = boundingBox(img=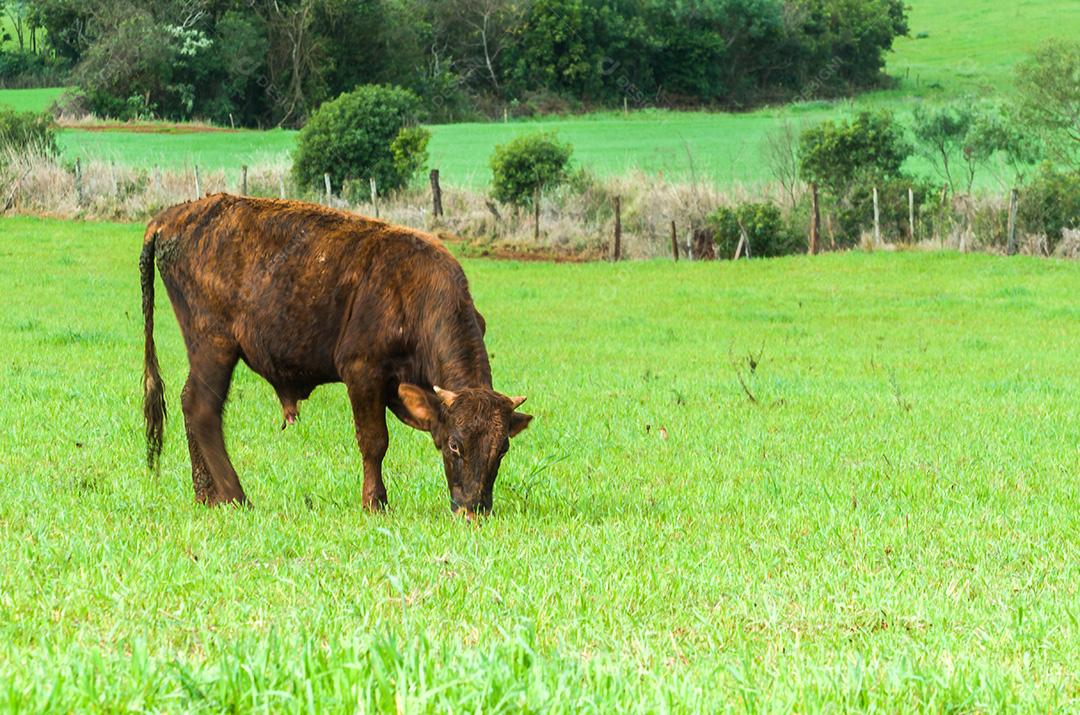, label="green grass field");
[1,215,1077,710]
[2,0,1075,188]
